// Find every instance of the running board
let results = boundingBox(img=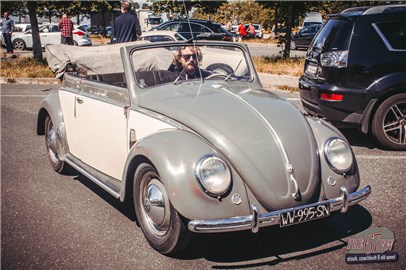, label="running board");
[64,155,121,199]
